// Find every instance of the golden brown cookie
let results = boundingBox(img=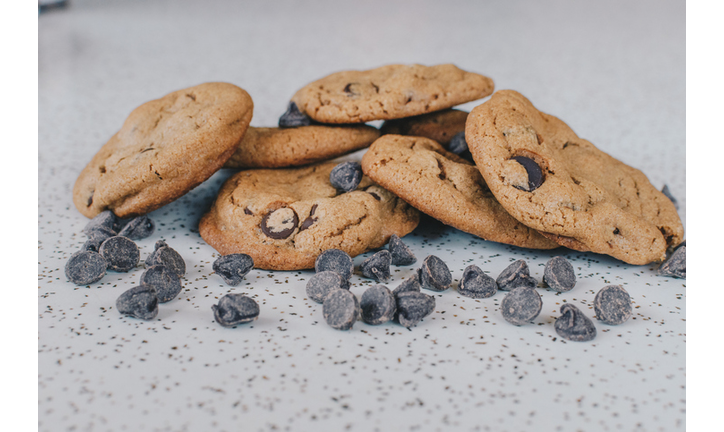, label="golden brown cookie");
[465,90,684,265]
[73,82,253,218]
[379,109,468,145]
[199,162,420,270]
[290,64,493,123]
[360,135,558,249]
[223,124,380,169]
